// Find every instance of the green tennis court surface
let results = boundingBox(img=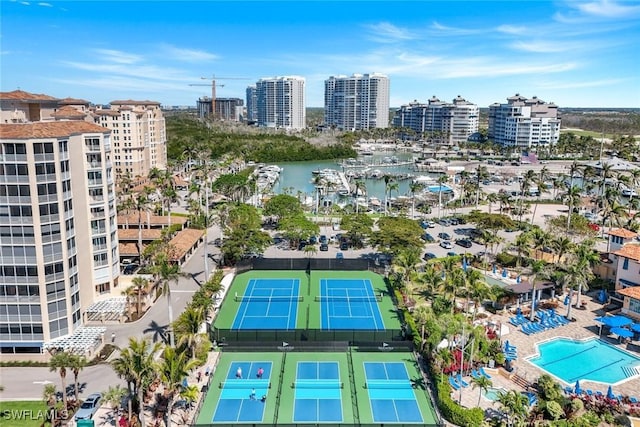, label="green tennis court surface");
[195,351,437,425]
[213,270,402,342]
